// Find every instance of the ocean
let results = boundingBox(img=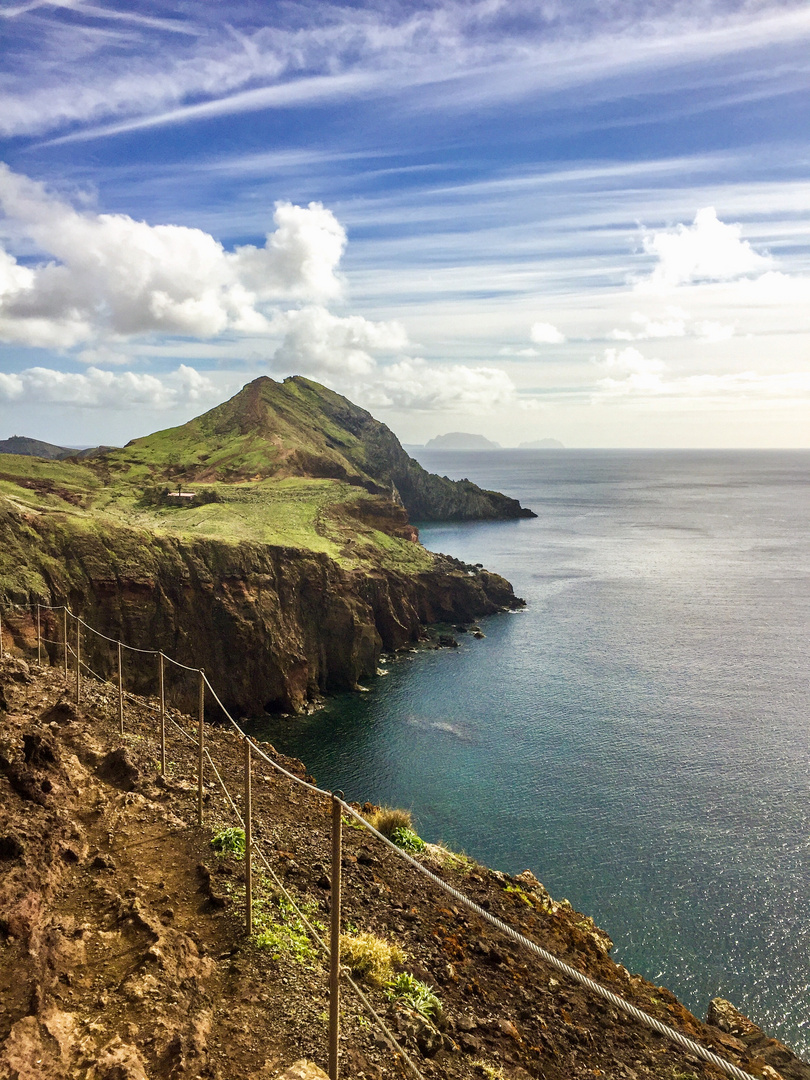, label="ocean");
[254,450,810,1055]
